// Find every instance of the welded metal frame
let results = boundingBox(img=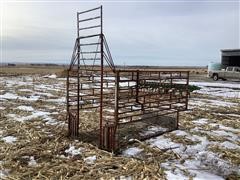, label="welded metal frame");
[67,6,189,151]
